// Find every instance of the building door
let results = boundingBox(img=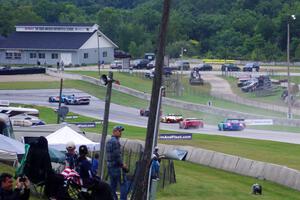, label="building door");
[61,53,72,65]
